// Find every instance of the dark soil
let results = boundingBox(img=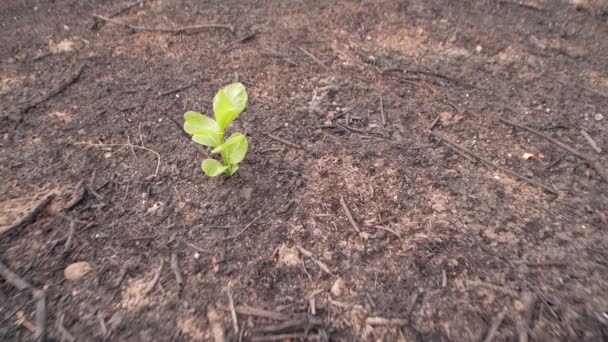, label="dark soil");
[1,0,608,341]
